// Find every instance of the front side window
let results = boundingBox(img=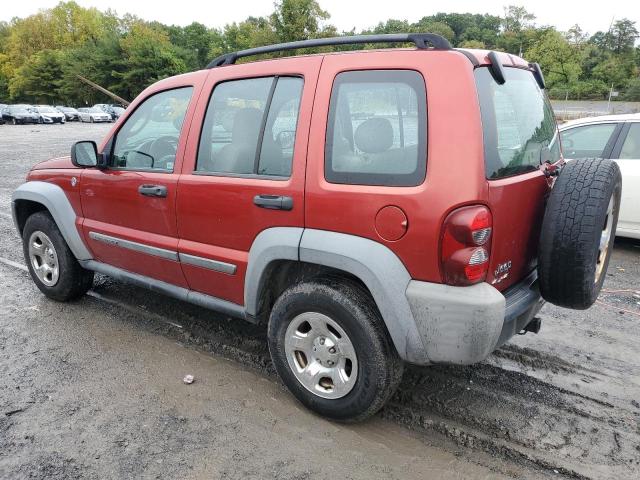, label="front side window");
[560,123,617,159]
[196,76,303,177]
[325,70,427,186]
[112,87,193,172]
[619,123,640,159]
[475,67,561,179]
